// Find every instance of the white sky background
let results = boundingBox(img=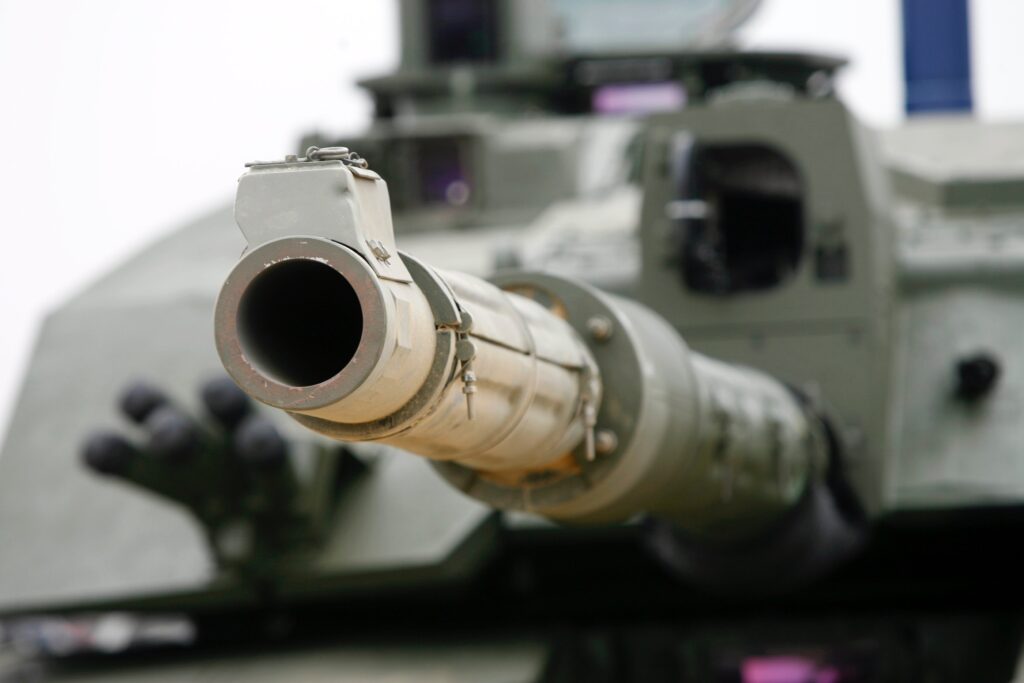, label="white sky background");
[0,0,1022,441]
